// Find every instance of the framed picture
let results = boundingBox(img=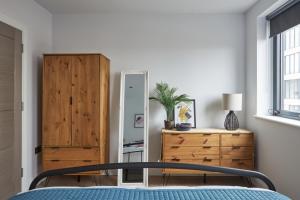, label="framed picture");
[134,114,144,128]
[174,99,196,128]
